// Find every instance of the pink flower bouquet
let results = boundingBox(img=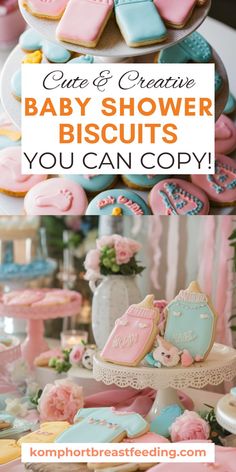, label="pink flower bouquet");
[84,235,144,280]
[170,410,210,442]
[38,379,84,424]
